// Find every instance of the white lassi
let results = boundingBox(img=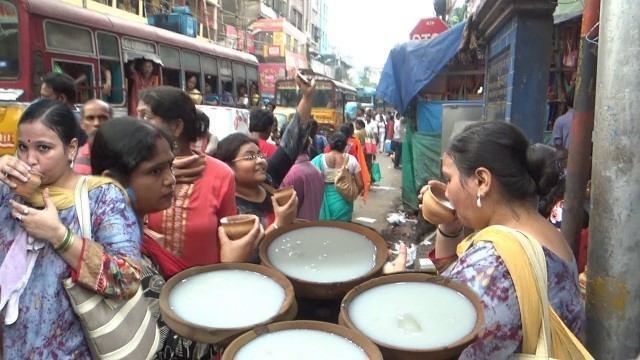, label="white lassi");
[267,227,377,283]
[234,329,369,360]
[169,270,285,329]
[348,282,477,350]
